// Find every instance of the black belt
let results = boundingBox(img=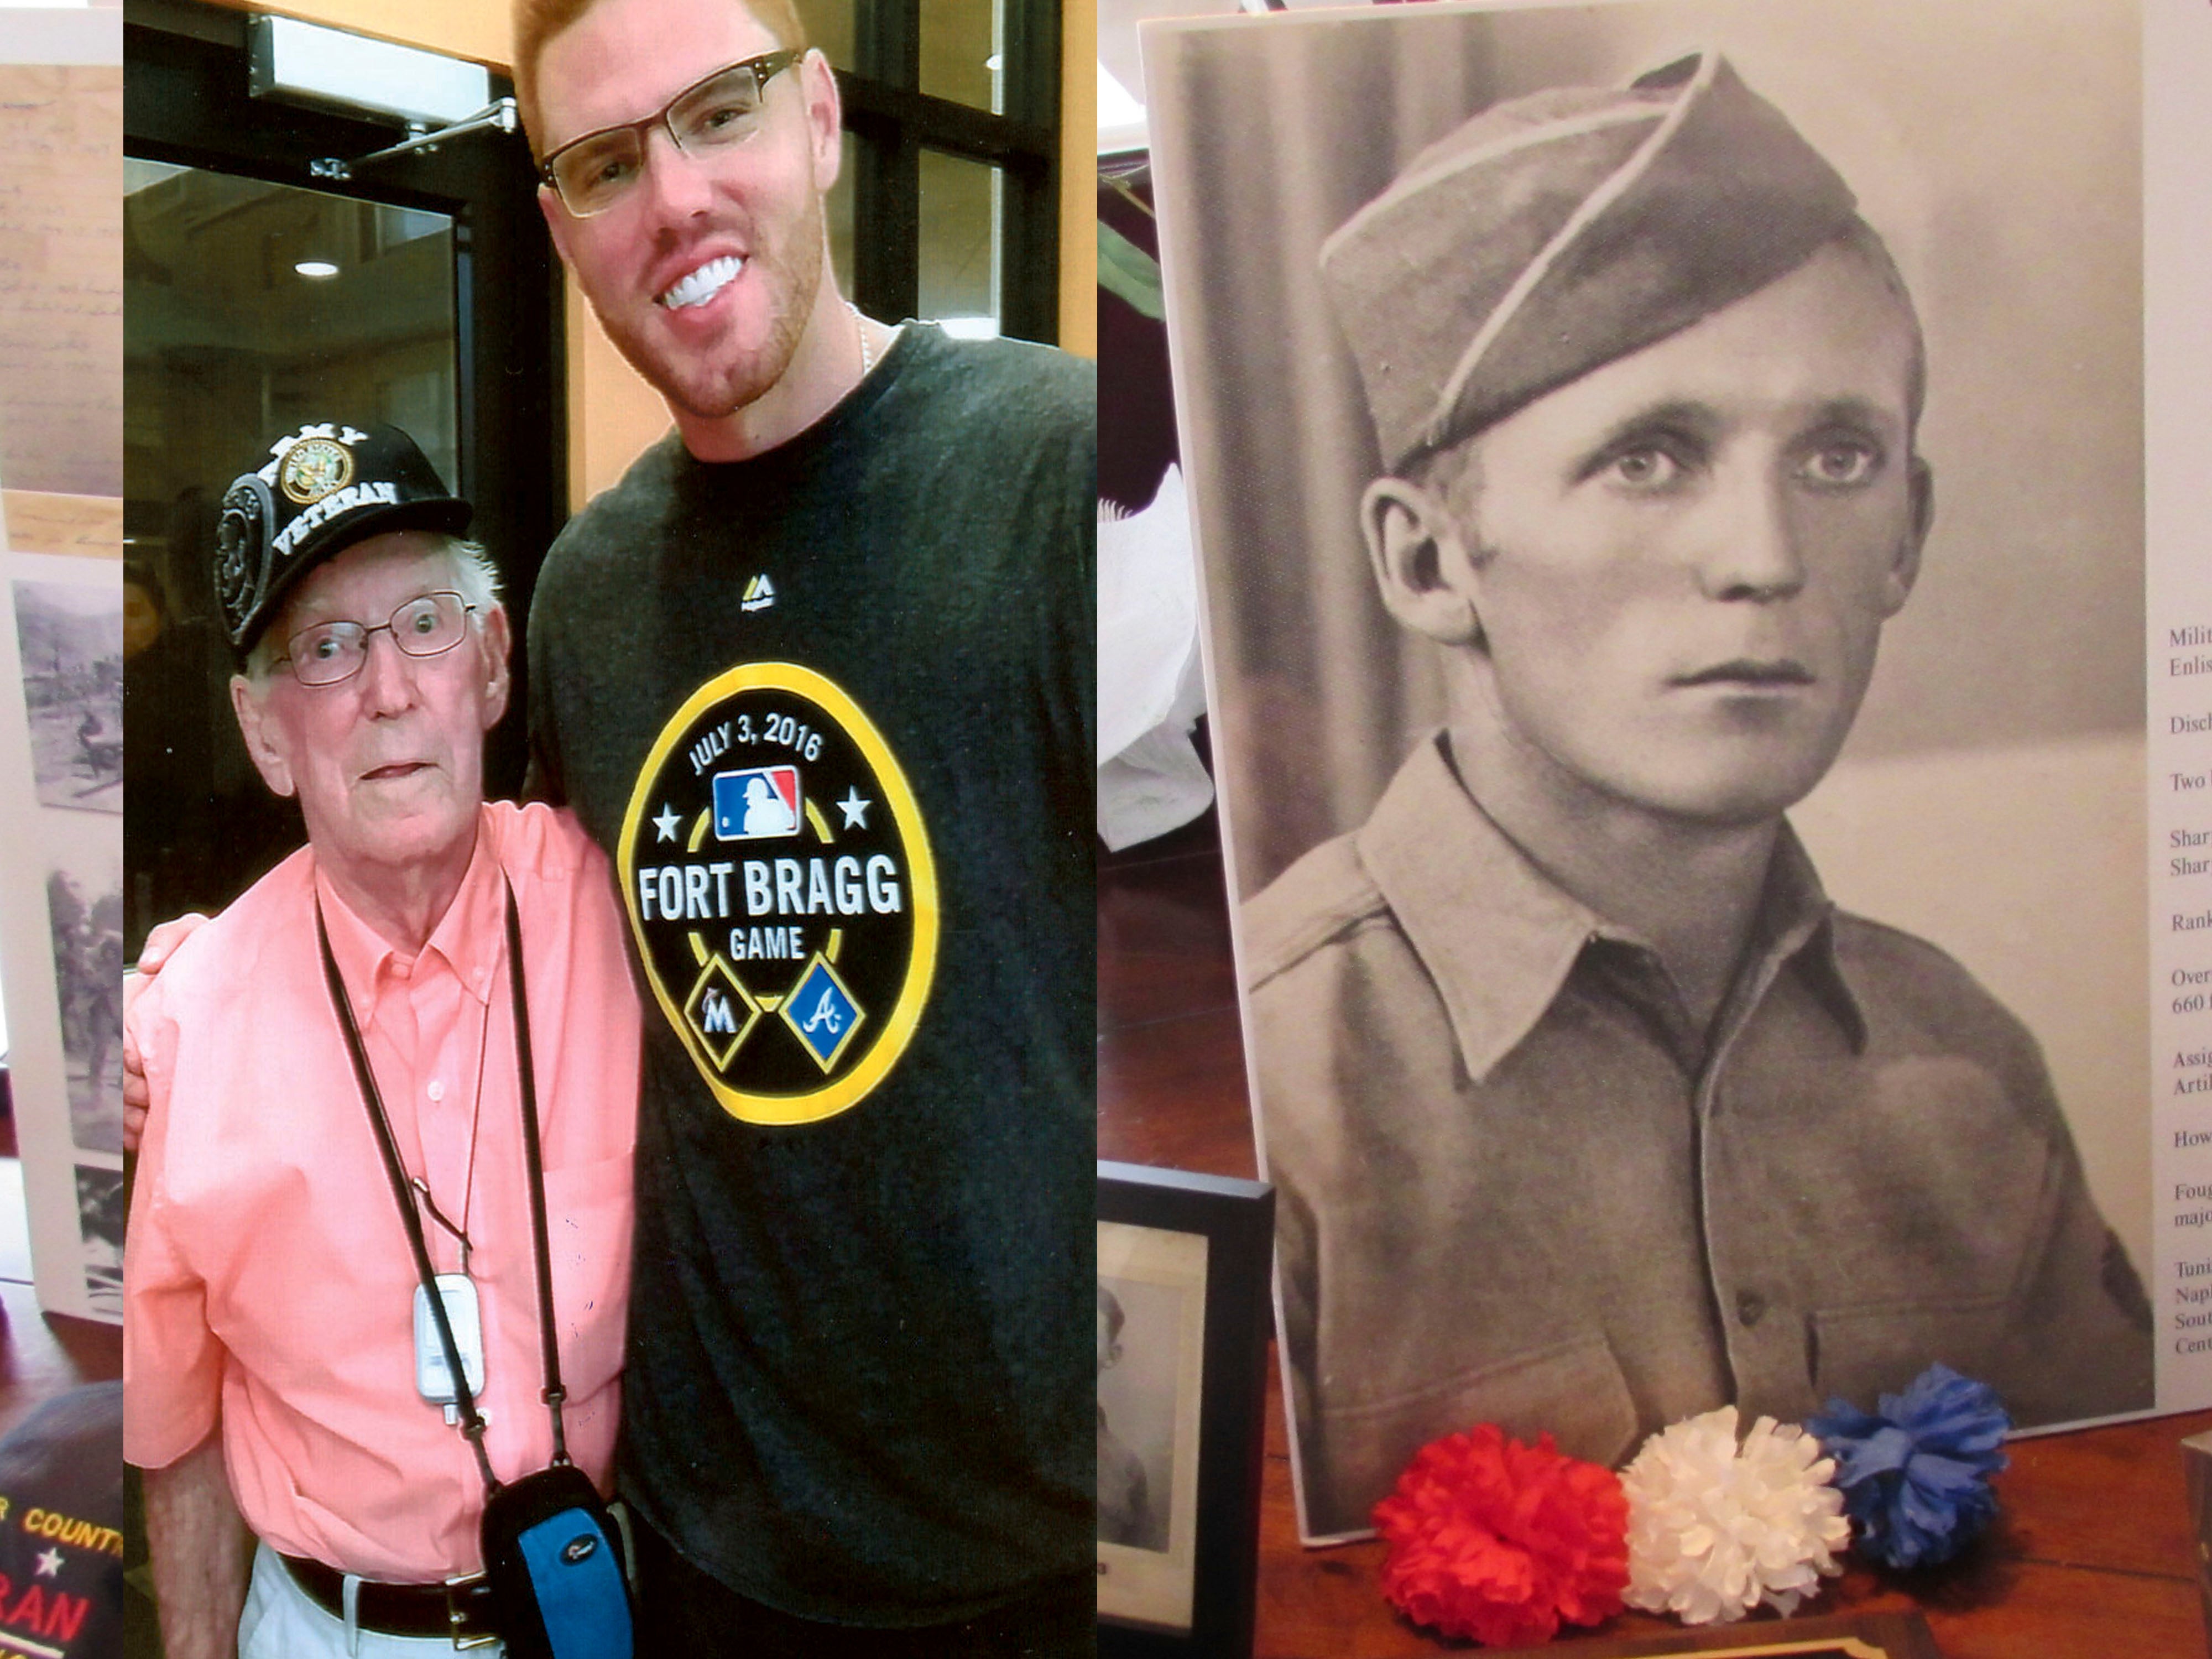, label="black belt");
[279,1553,500,1646]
